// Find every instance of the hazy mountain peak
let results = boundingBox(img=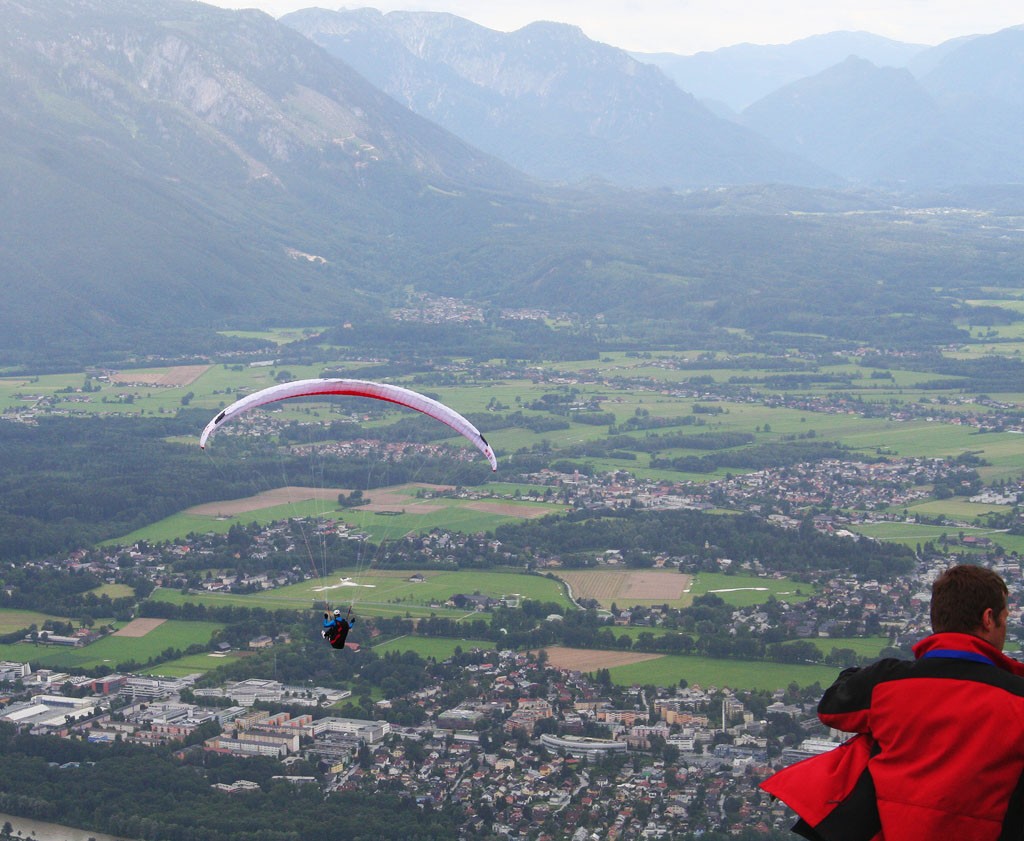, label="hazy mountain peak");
[286,6,829,188]
[635,30,928,112]
[512,20,589,41]
[2,0,522,188]
[919,25,1024,107]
